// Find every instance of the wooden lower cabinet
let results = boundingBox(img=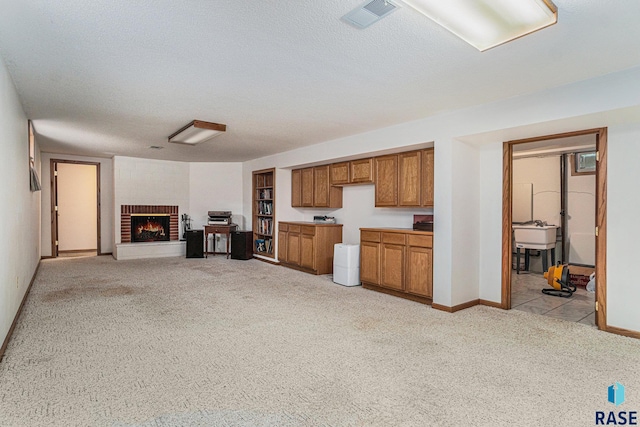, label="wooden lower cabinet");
[278,222,342,275]
[406,245,433,297]
[300,231,315,270]
[287,226,301,265]
[277,228,288,261]
[360,228,433,304]
[360,240,381,284]
[381,243,404,290]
